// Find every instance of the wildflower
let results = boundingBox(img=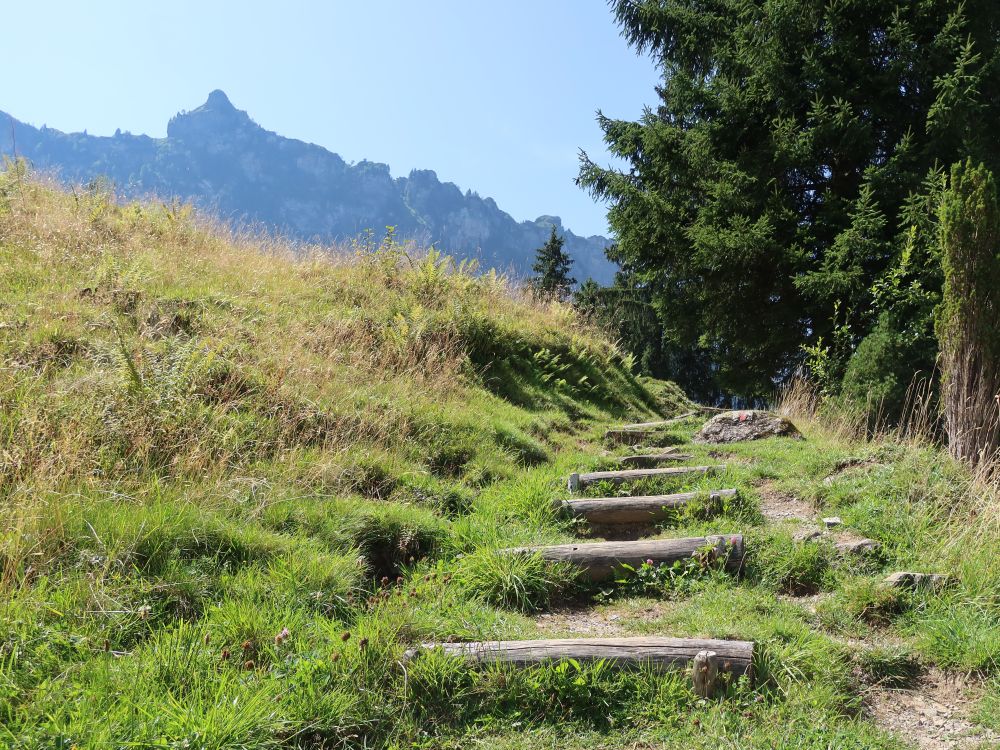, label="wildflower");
[340,631,351,642]
[358,637,369,650]
[380,576,390,587]
[242,639,253,651]
[203,632,211,645]
[274,627,290,645]
[331,652,341,662]
[396,576,404,585]
[646,559,654,565]
[244,659,255,670]
[137,605,152,620]
[221,648,231,660]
